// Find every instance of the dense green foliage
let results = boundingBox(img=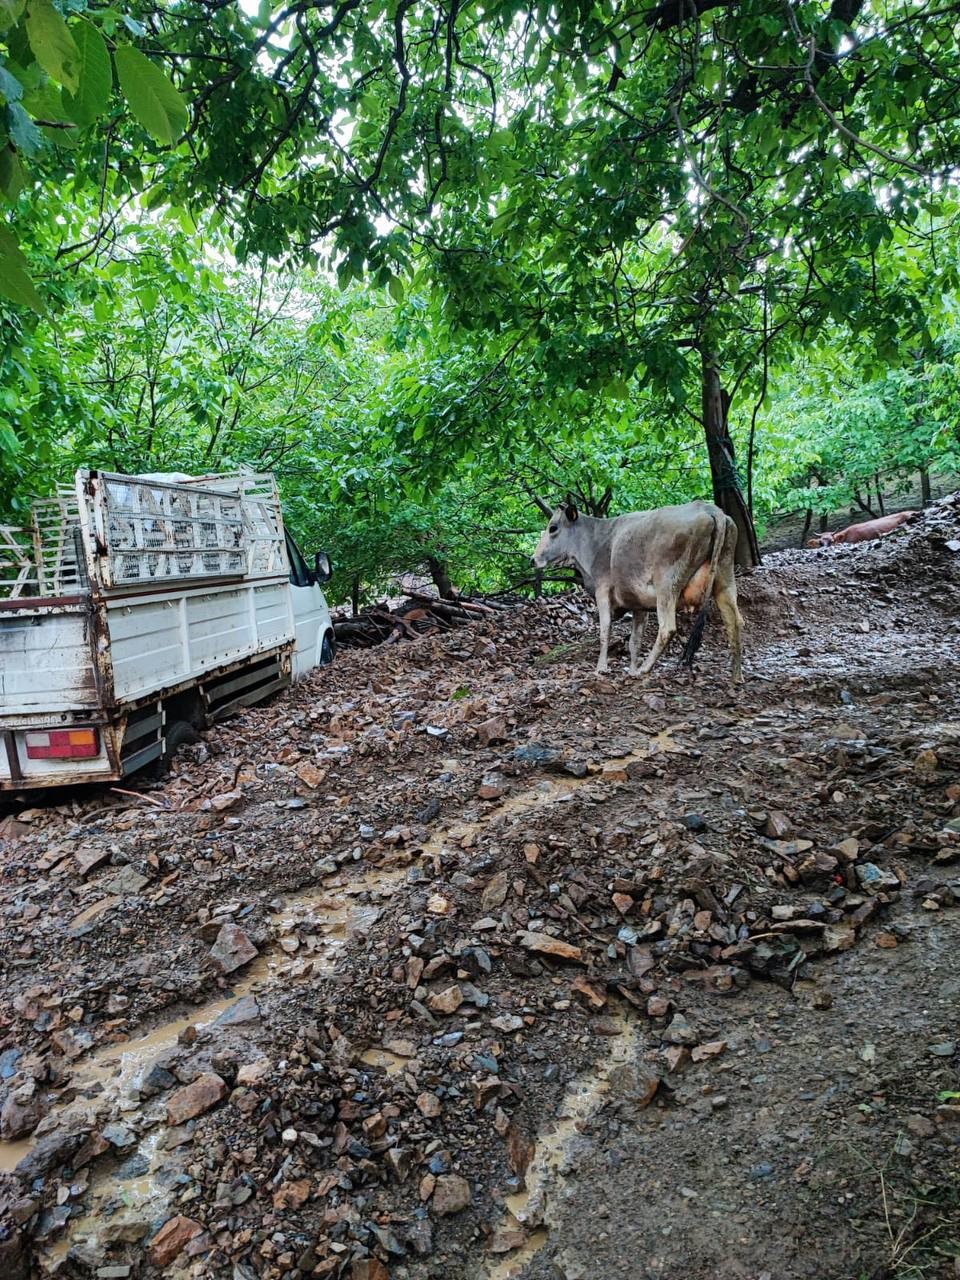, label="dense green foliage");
[3,0,960,598]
